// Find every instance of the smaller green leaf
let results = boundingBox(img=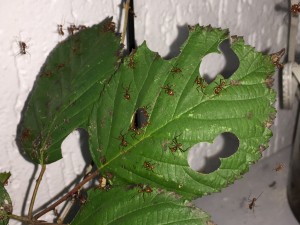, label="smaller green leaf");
[71,186,210,225]
[0,173,10,186]
[0,181,12,225]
